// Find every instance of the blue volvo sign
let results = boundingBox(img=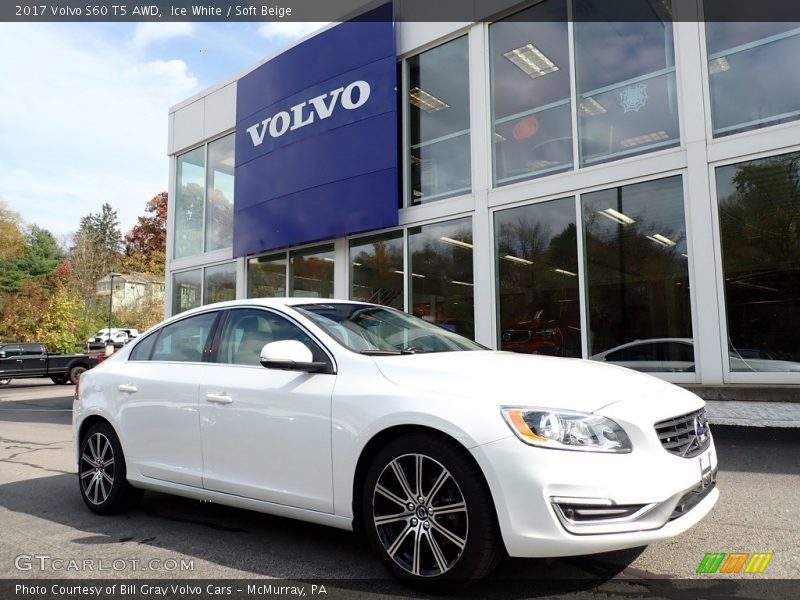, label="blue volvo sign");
[233,4,398,257]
